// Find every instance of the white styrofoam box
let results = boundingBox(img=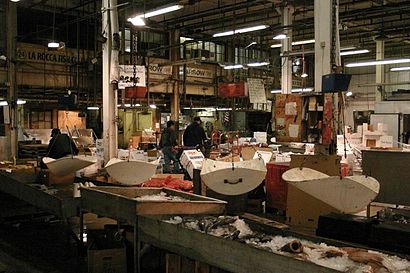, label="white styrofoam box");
[357,125,363,136]
[377,123,385,133]
[130,150,146,161]
[180,150,205,178]
[238,137,251,145]
[304,143,315,155]
[253,132,267,144]
[275,153,291,163]
[337,135,344,145]
[180,150,204,165]
[379,135,393,147]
